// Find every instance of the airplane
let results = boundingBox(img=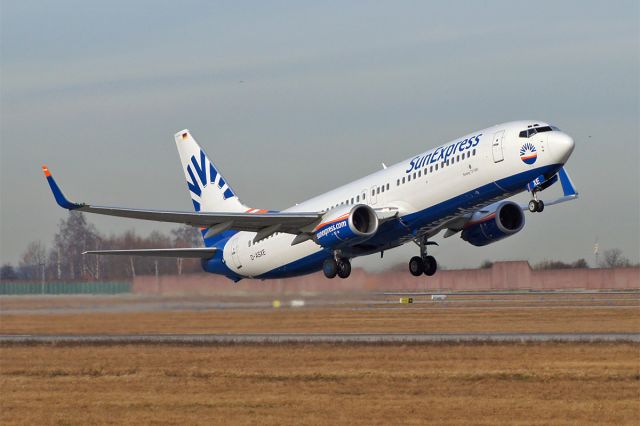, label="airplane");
[43,120,577,282]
